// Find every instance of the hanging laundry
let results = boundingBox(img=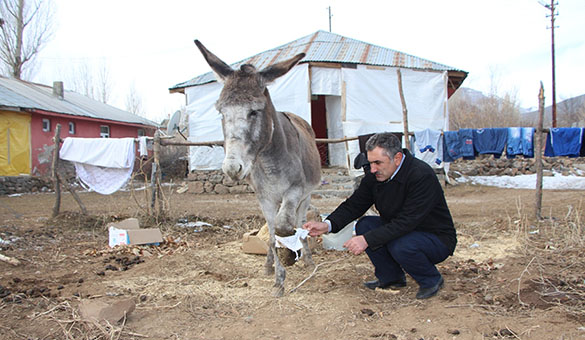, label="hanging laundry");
[60,138,136,195]
[544,127,583,157]
[521,127,534,158]
[443,130,462,162]
[506,127,523,158]
[414,129,443,167]
[138,136,149,157]
[581,130,585,157]
[473,128,507,158]
[459,128,475,159]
